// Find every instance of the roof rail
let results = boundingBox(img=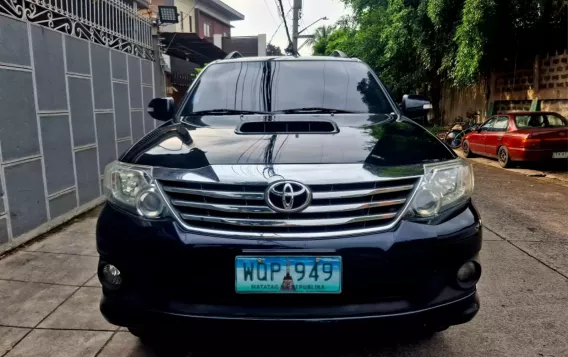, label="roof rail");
[329,50,348,58]
[224,51,243,59]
